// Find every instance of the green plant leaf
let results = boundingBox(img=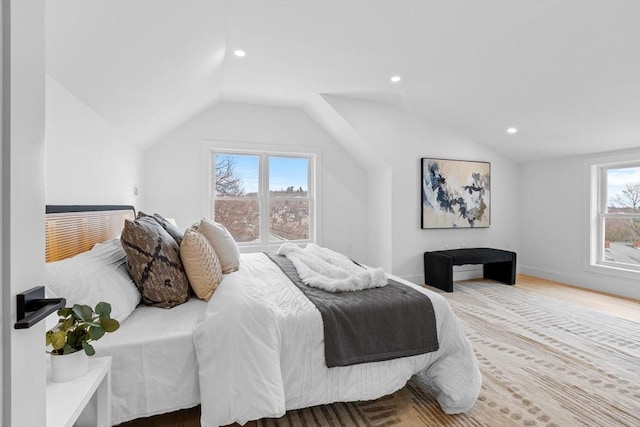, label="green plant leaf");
[72,304,93,322]
[66,328,86,350]
[82,341,95,356]
[47,302,120,357]
[49,330,66,351]
[95,302,112,318]
[89,326,105,341]
[100,318,120,333]
[61,316,75,331]
[57,307,73,318]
